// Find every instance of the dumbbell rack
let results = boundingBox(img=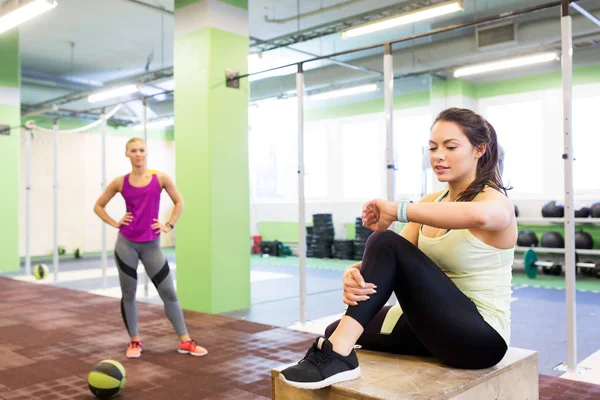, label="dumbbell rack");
[517,217,600,225]
[515,217,600,277]
[515,246,600,256]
